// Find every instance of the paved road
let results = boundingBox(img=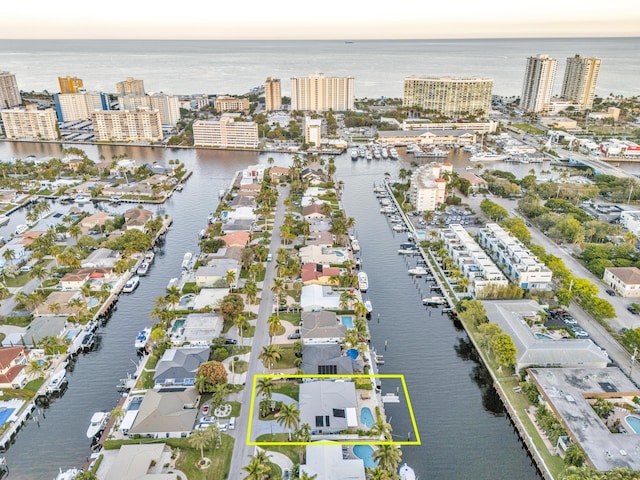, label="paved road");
[228,185,289,479]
